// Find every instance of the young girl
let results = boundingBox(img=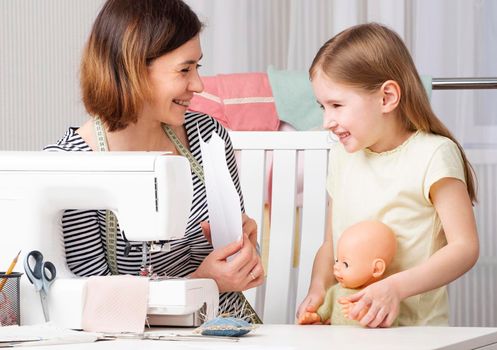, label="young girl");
[297,23,479,327]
